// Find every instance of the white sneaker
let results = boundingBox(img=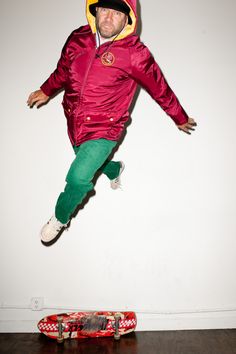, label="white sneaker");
[40,215,68,243]
[110,161,125,190]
